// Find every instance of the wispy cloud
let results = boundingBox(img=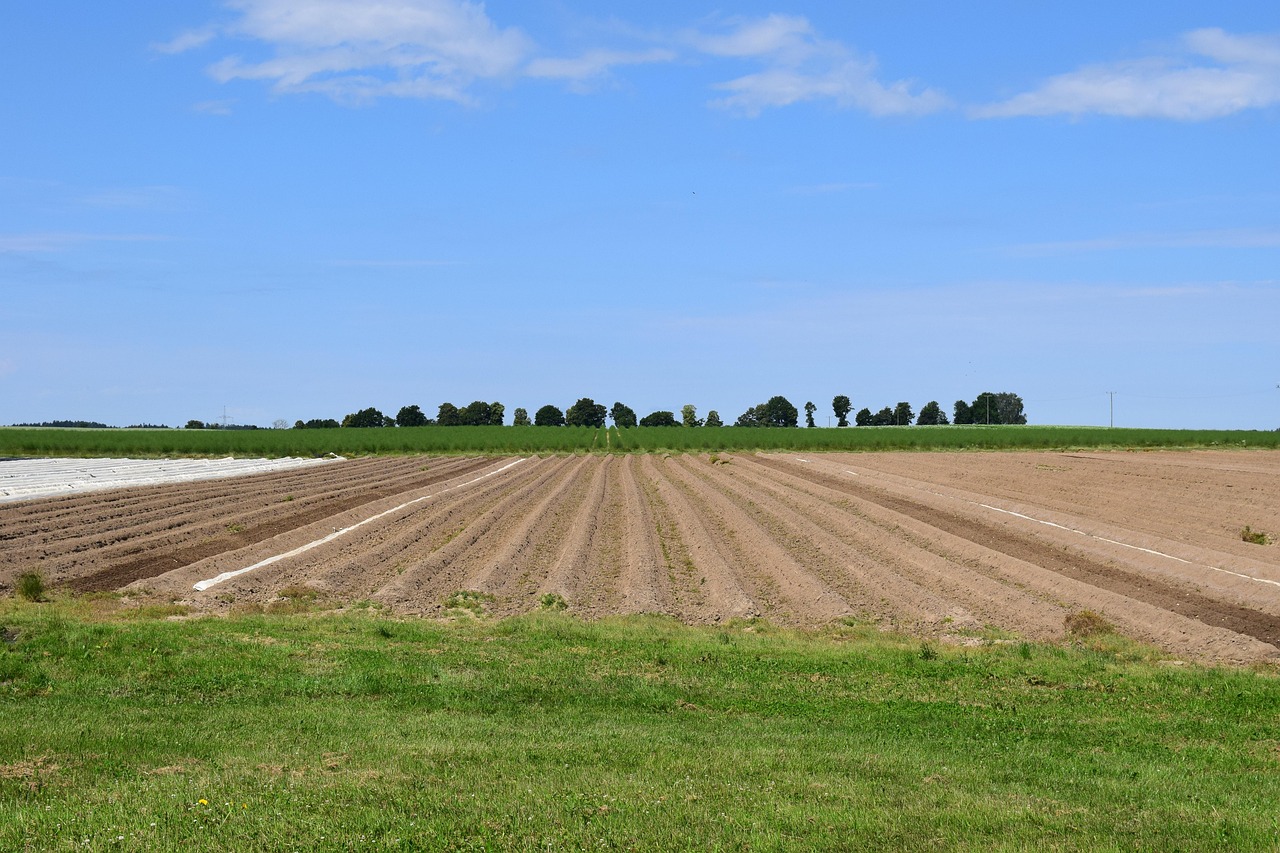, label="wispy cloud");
[192,98,236,115]
[328,258,463,268]
[0,233,167,253]
[689,14,948,117]
[203,0,532,104]
[168,3,943,117]
[77,186,182,210]
[975,28,1280,120]
[525,48,676,90]
[1006,227,1280,255]
[152,27,217,54]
